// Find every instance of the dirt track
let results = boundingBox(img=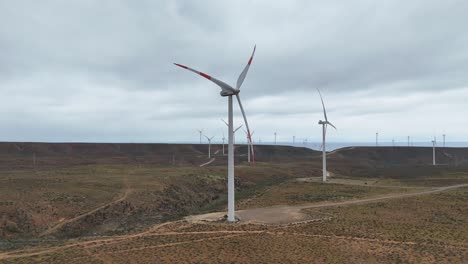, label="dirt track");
[39,174,132,237]
[199,158,215,167]
[1,183,467,261]
[187,183,468,224]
